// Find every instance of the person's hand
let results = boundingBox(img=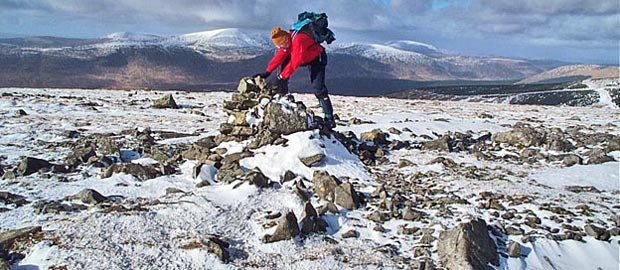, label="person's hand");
[254,72,271,79]
[267,75,288,94]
